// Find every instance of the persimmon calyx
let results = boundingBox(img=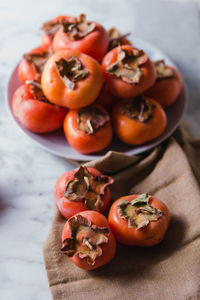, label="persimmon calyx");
[118,193,163,229]
[55,57,89,90]
[61,214,109,265]
[154,60,174,81]
[120,95,155,123]
[64,166,113,210]
[106,46,148,84]
[24,51,50,75]
[42,20,62,37]
[43,14,95,40]
[42,17,72,37]
[77,107,110,135]
[108,27,130,51]
[25,80,52,104]
[60,14,95,40]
